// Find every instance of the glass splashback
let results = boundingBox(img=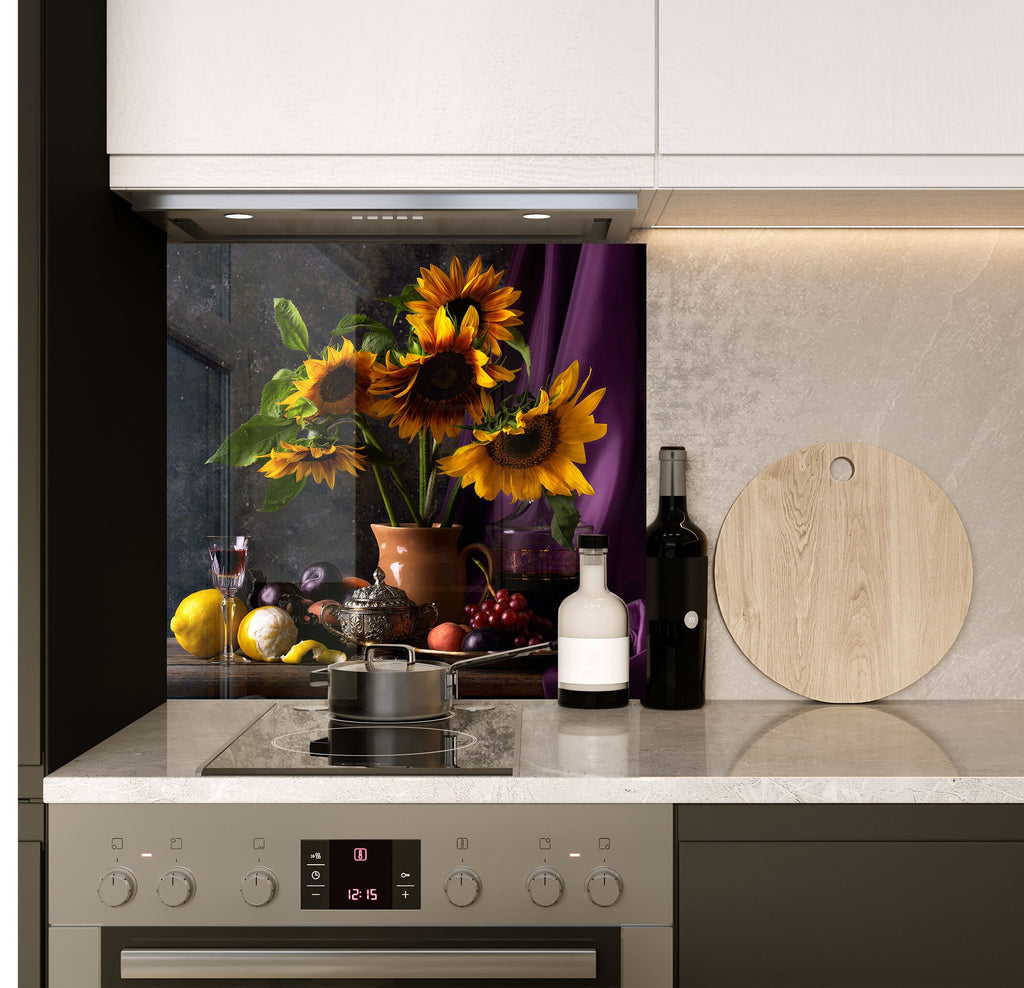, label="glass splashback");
[166,242,645,697]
